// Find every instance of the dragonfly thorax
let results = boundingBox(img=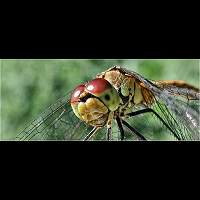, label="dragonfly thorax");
[97,66,154,107]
